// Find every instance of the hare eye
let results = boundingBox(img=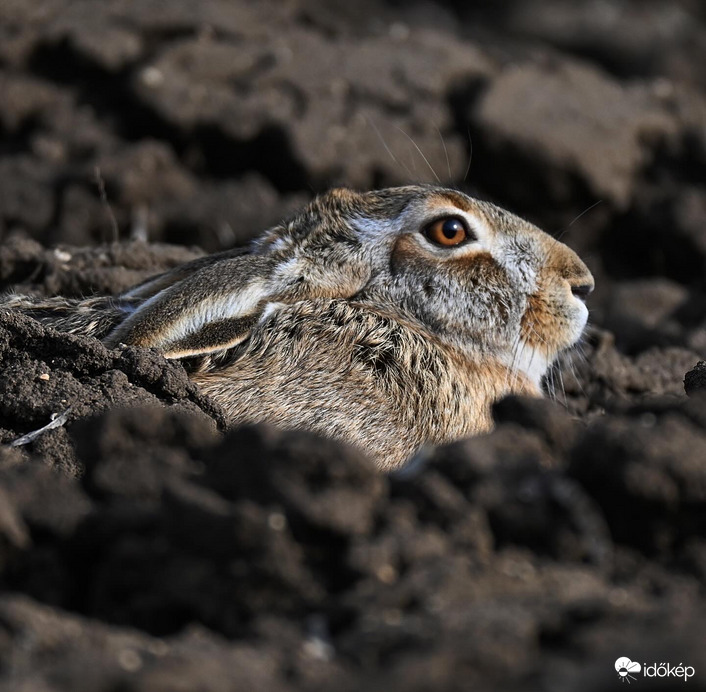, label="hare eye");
[424,217,471,247]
